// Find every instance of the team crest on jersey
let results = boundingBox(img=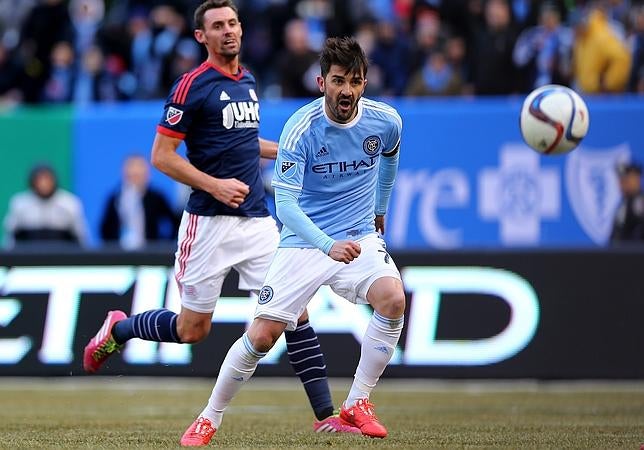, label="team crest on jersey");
[281,161,297,177]
[363,135,382,156]
[258,286,274,304]
[166,107,184,125]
